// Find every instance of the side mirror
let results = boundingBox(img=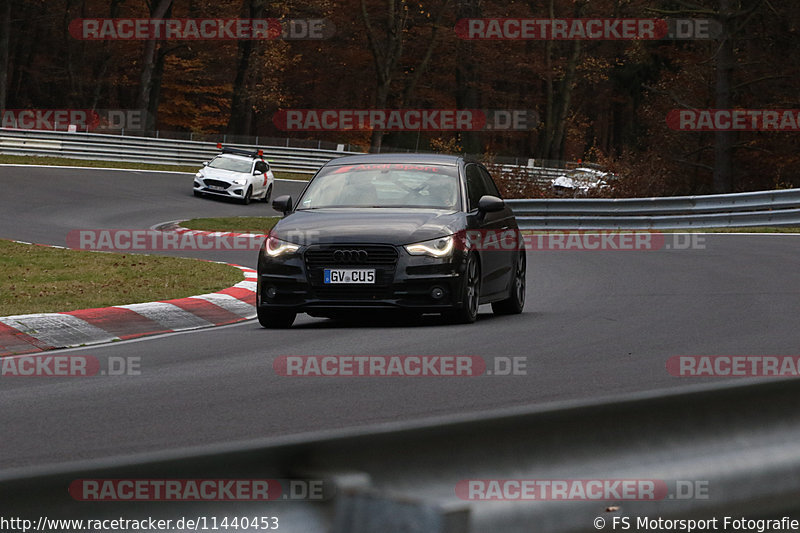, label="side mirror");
[272,195,293,215]
[478,195,505,213]
[202,161,209,167]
